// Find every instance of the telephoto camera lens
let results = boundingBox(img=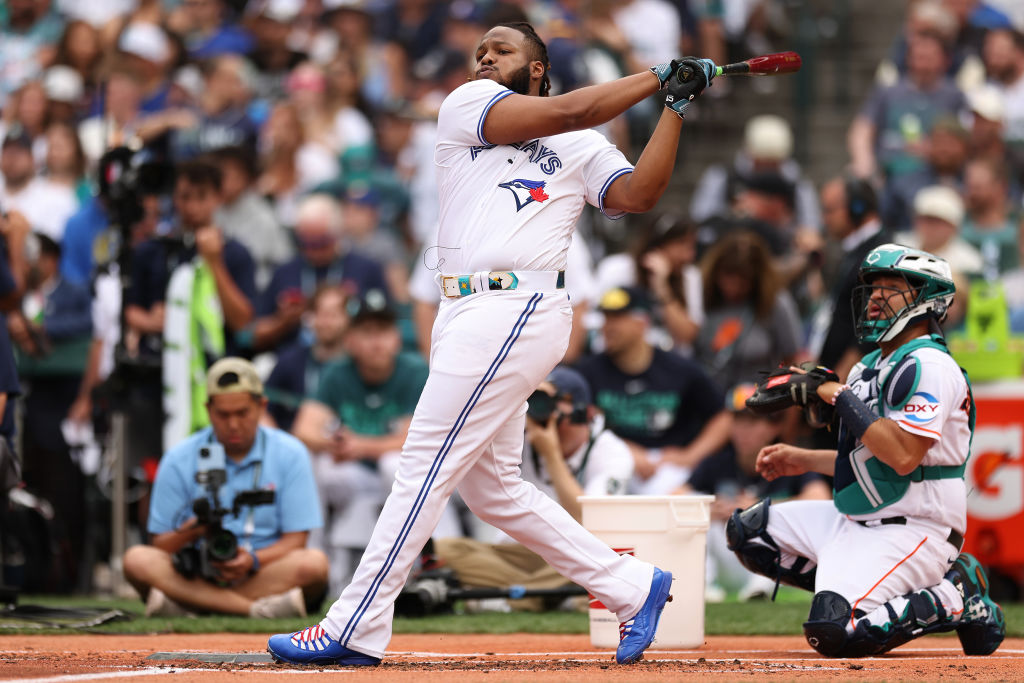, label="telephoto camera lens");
[207,528,239,562]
